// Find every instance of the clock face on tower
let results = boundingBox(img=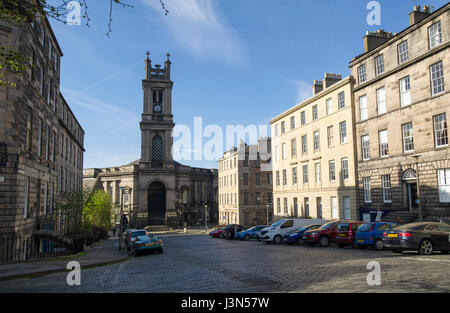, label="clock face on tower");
[154,104,162,113]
